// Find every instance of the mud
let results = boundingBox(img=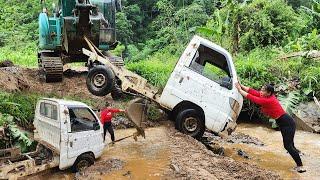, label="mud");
[224,123,320,179]
[76,158,124,179]
[69,124,280,180]
[205,131,265,146]
[166,124,280,180]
